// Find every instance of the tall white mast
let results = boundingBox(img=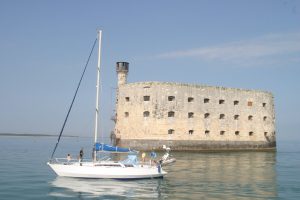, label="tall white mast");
[94,30,102,161]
